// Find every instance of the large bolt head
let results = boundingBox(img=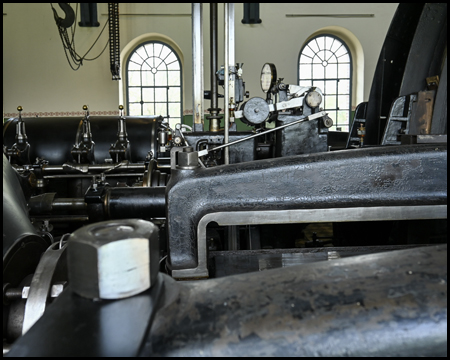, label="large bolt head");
[177,147,199,169]
[67,219,159,300]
